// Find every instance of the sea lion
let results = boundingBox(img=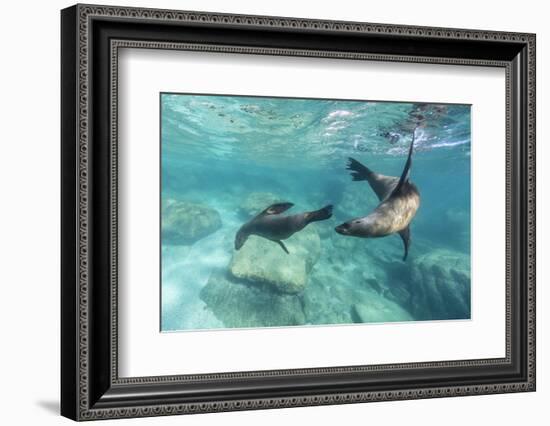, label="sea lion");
[235,203,333,254]
[334,133,420,261]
